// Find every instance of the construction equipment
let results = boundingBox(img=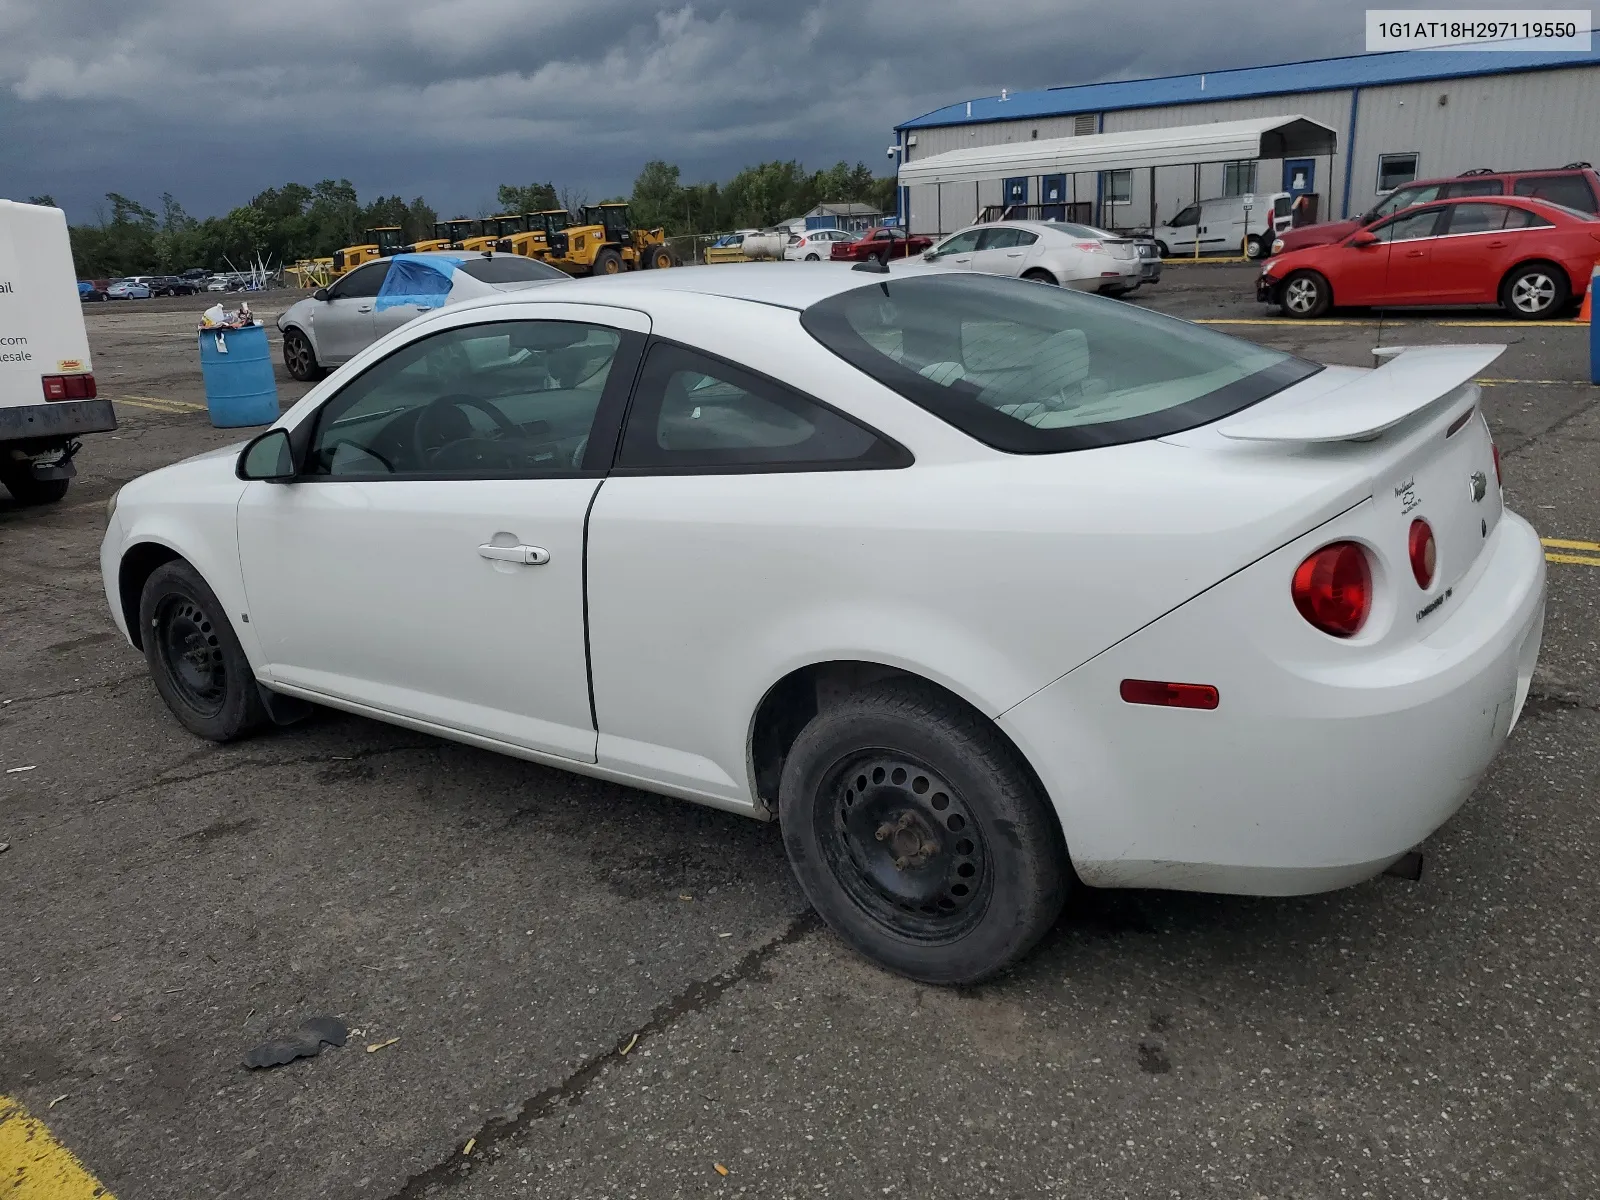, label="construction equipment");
[331,227,405,275]
[454,216,522,254]
[403,219,485,254]
[497,210,571,259]
[541,203,676,275]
